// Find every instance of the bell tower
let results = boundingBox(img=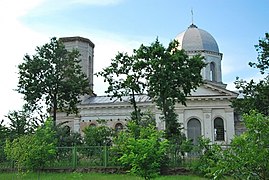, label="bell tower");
[60,36,95,90]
